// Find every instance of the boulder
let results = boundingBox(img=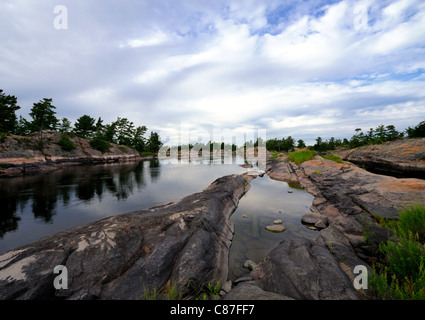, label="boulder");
[230,238,360,300]
[223,281,293,300]
[338,138,425,178]
[0,174,253,300]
